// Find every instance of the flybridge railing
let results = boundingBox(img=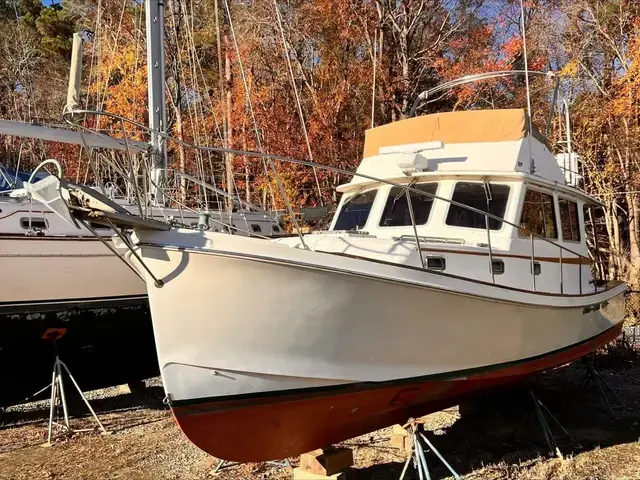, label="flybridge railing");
[409,70,560,137]
[61,108,611,297]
